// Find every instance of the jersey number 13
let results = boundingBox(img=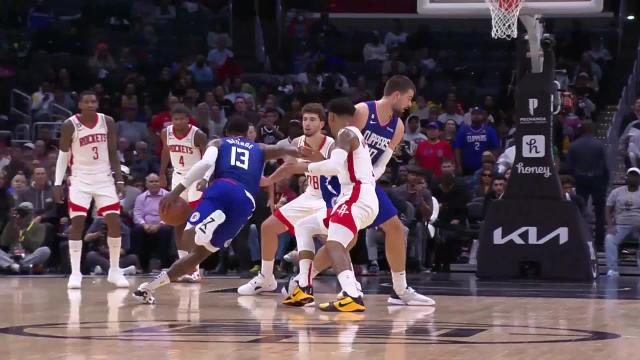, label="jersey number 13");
[231,146,249,170]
